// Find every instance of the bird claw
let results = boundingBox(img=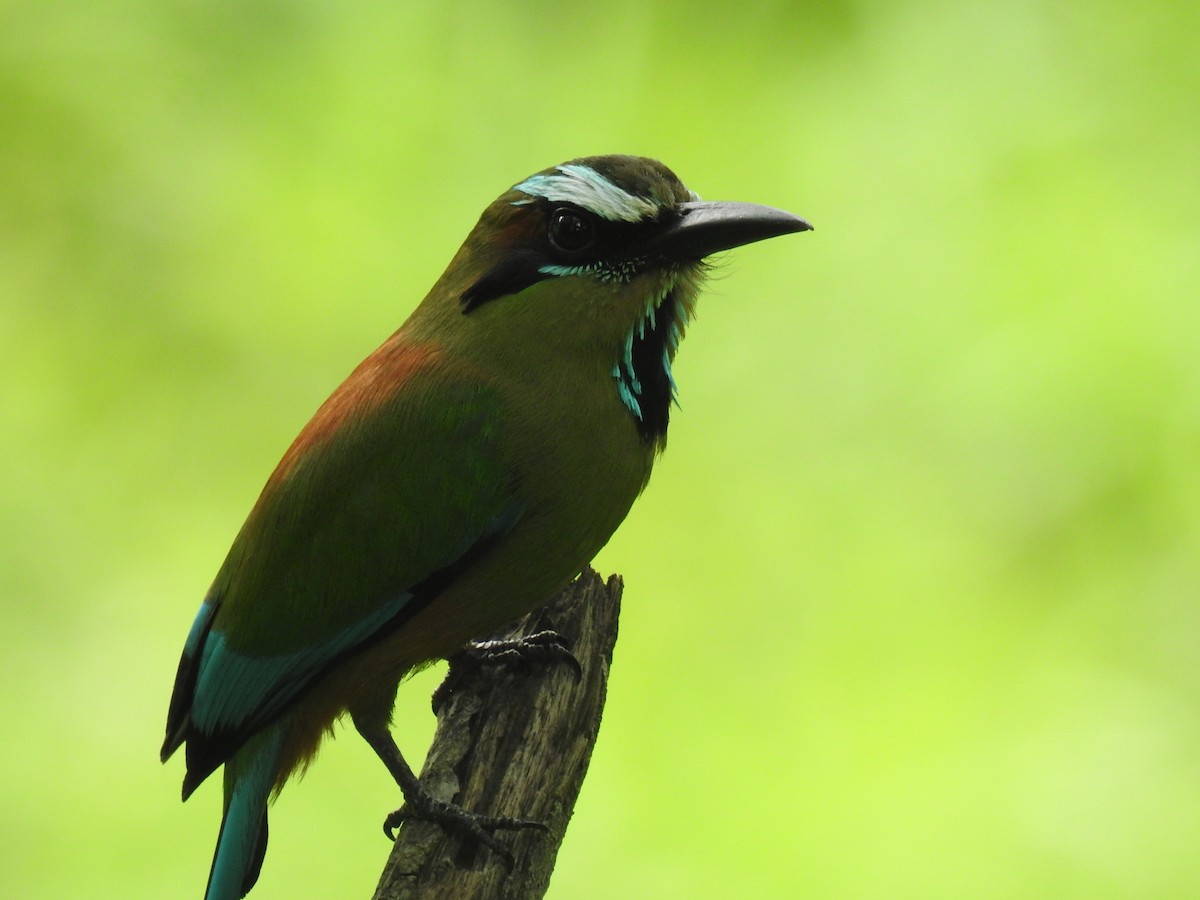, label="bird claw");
[466,630,582,676]
[432,629,581,713]
[382,793,547,870]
